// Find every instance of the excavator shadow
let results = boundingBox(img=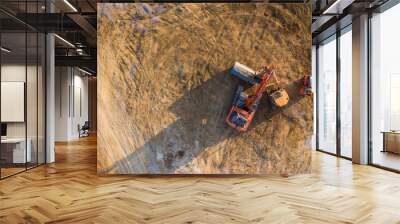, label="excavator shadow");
[99,68,308,174]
